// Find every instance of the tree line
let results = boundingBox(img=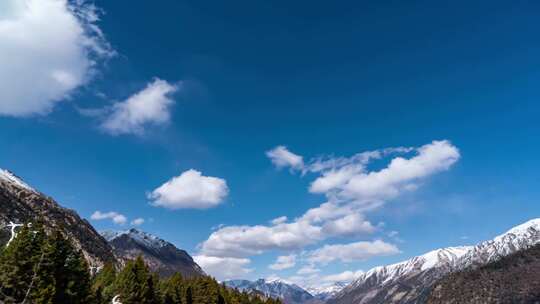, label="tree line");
[0,223,281,304]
